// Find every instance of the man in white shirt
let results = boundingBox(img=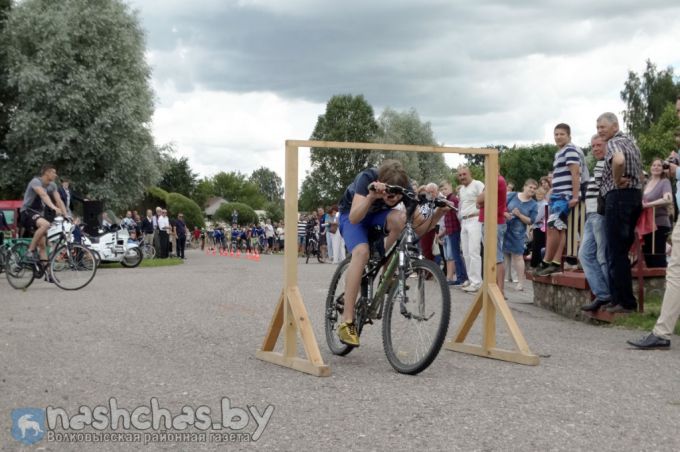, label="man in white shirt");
[456,166,485,291]
[157,209,170,258]
[264,220,275,254]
